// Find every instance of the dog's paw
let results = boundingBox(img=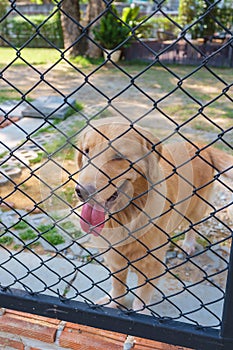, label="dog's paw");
[96,296,120,309]
[132,300,150,315]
